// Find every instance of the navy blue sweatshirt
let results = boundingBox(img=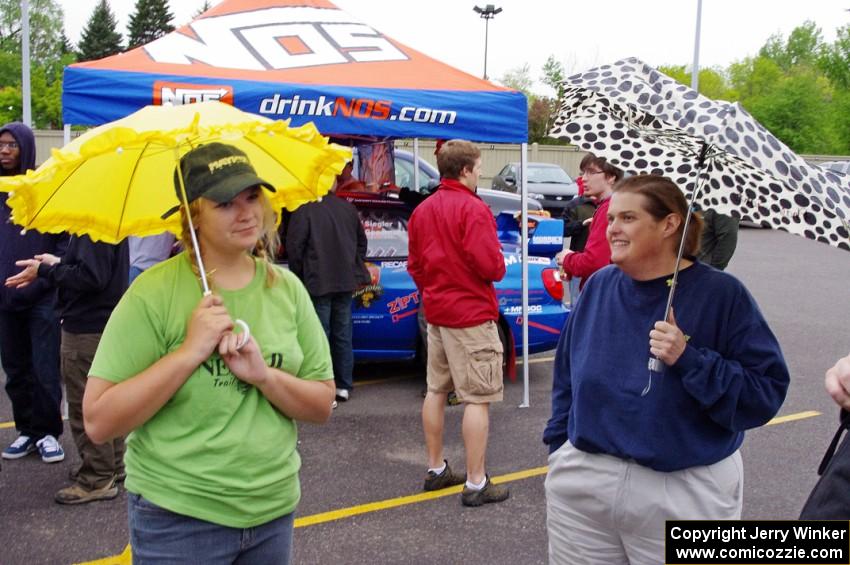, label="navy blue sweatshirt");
[542,261,789,472]
[0,123,64,311]
[37,235,129,334]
